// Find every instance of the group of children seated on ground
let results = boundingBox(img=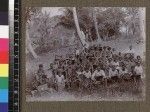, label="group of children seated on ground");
[34,44,144,92]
